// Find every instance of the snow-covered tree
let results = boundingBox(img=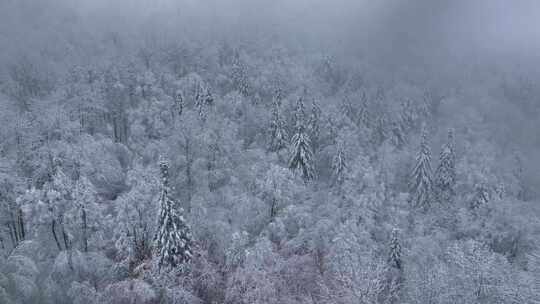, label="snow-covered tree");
[0,169,25,251]
[307,100,321,149]
[195,83,213,120]
[409,126,433,210]
[256,164,295,221]
[153,161,192,270]
[388,228,402,270]
[268,90,288,152]
[372,113,389,146]
[326,221,386,304]
[384,228,403,304]
[391,120,407,149]
[18,169,74,251]
[331,141,347,187]
[72,175,100,252]
[231,53,250,96]
[513,152,528,201]
[288,94,315,181]
[103,71,129,144]
[470,184,489,210]
[225,237,283,304]
[174,89,184,117]
[434,128,456,203]
[115,163,159,264]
